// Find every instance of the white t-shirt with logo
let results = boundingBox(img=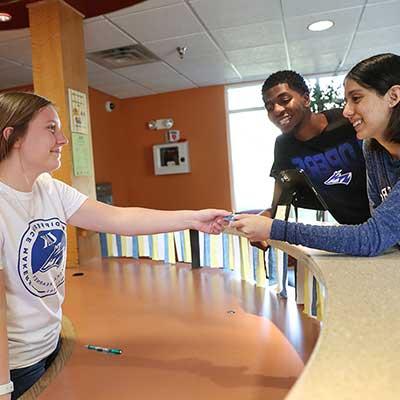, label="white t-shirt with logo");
[0,173,87,369]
